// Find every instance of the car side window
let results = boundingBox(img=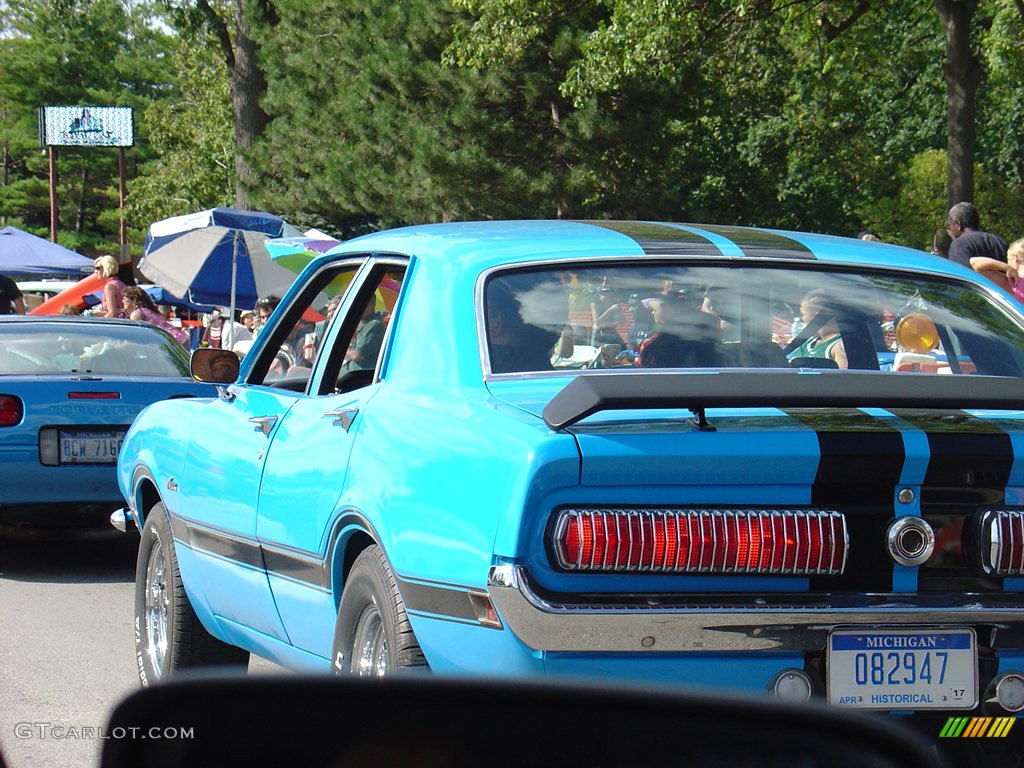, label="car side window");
[324,266,405,395]
[245,264,363,391]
